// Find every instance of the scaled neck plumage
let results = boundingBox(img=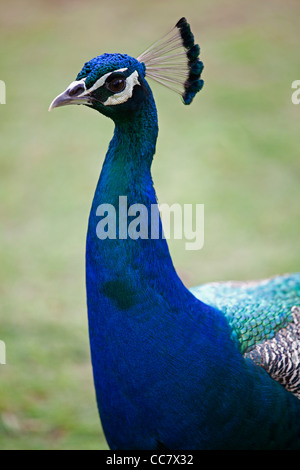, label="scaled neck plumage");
[97,89,159,206]
[86,84,182,299]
